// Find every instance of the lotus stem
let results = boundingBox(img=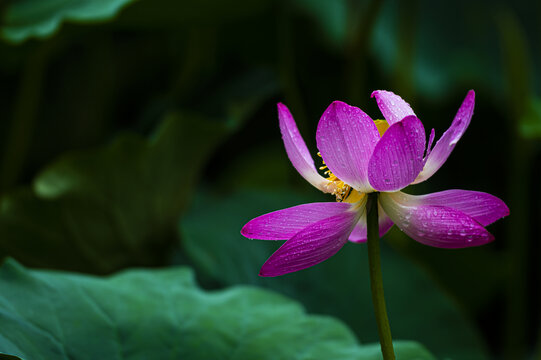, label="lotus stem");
[366,192,395,360]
